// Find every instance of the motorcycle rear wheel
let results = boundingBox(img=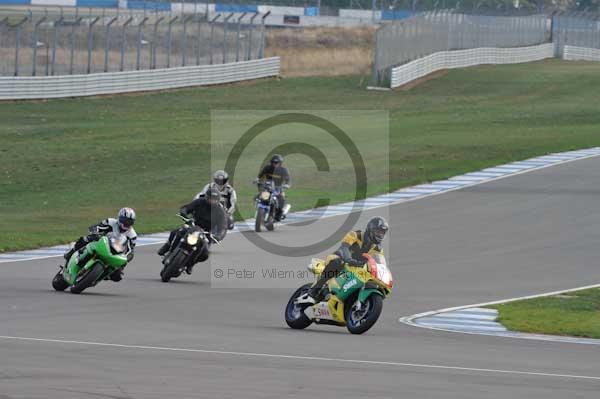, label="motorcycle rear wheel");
[285,283,313,330]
